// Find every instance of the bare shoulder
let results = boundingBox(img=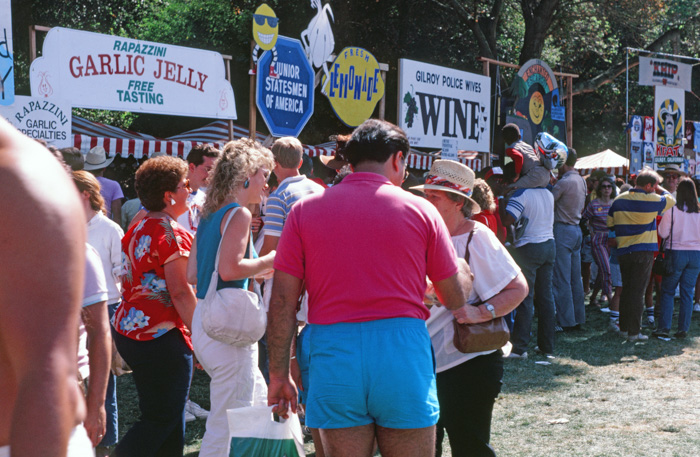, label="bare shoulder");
[0,120,85,330]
